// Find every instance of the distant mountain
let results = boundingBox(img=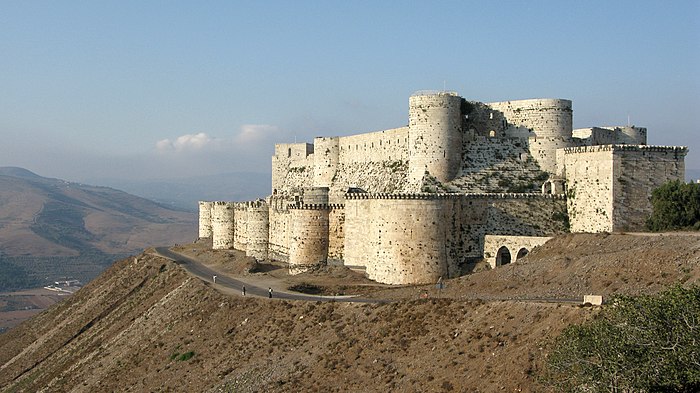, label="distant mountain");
[0,167,197,290]
[86,172,271,212]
